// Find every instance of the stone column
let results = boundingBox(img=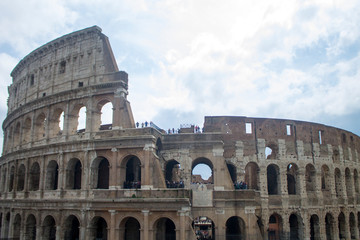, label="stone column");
[109,210,117,240]
[142,210,150,240]
[56,225,62,240]
[110,148,118,189]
